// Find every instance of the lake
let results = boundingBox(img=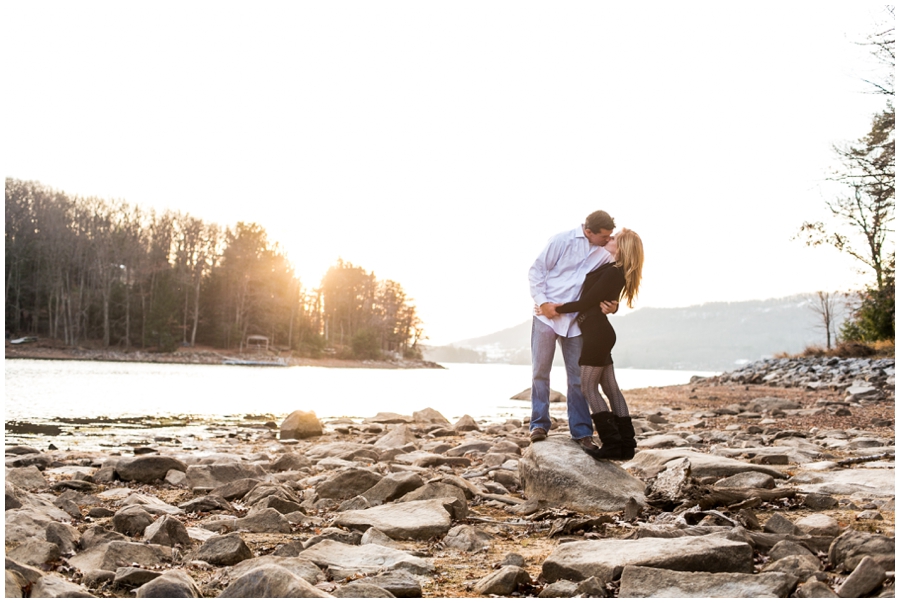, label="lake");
[5,359,717,426]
